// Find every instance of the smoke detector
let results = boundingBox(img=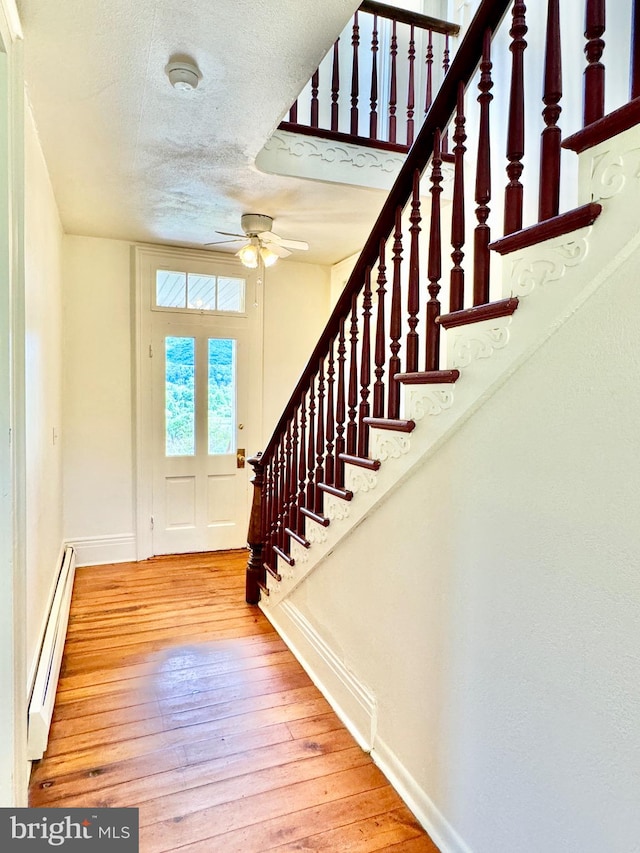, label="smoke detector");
[166,58,202,91]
